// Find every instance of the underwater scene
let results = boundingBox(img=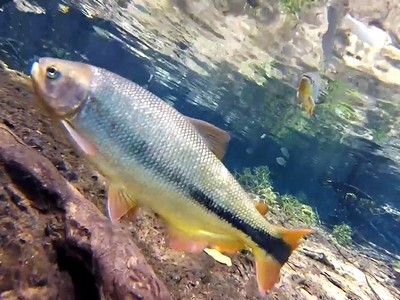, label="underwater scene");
[0,0,400,299]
